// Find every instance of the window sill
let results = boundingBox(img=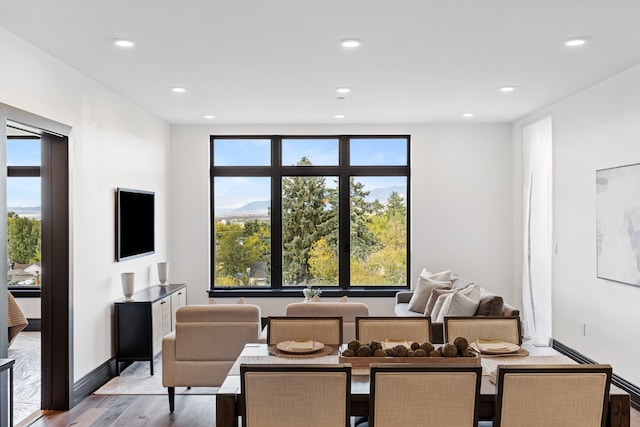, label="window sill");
[208,287,406,298]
